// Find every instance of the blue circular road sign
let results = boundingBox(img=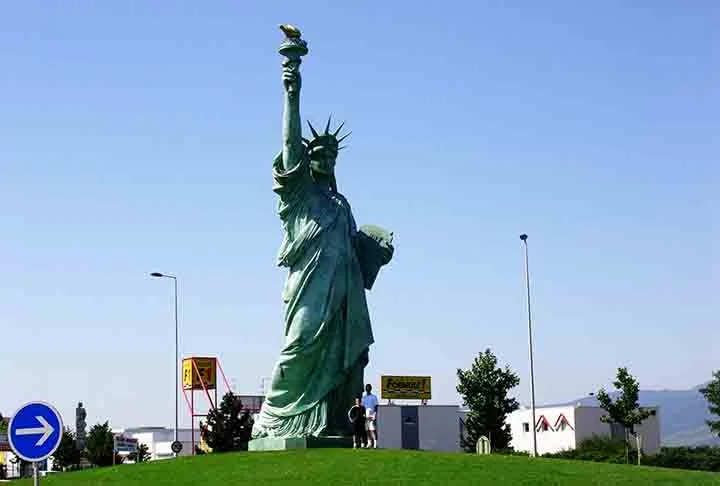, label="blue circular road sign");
[8,402,63,462]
